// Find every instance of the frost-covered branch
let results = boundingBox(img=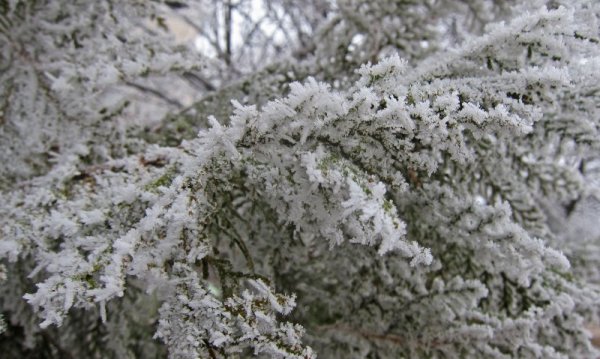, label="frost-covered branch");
[1,1,600,358]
